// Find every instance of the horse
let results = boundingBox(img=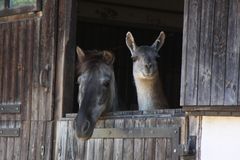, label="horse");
[125,31,168,110]
[74,46,118,140]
